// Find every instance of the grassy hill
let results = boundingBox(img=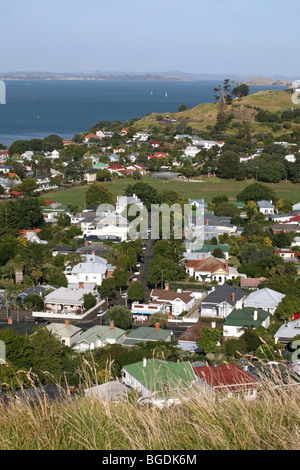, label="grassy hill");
[132,89,299,136]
